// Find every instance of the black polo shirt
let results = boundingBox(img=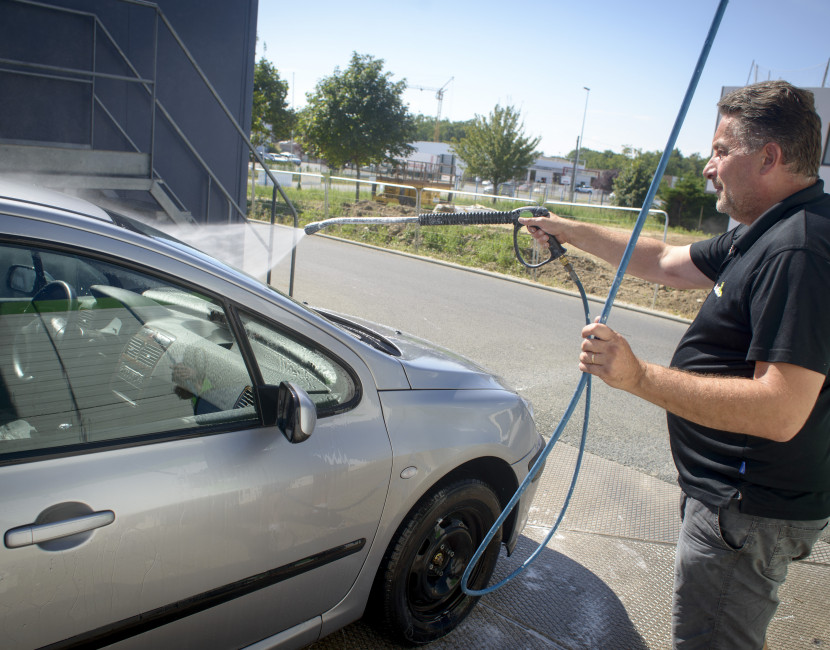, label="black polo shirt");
[669,181,830,520]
